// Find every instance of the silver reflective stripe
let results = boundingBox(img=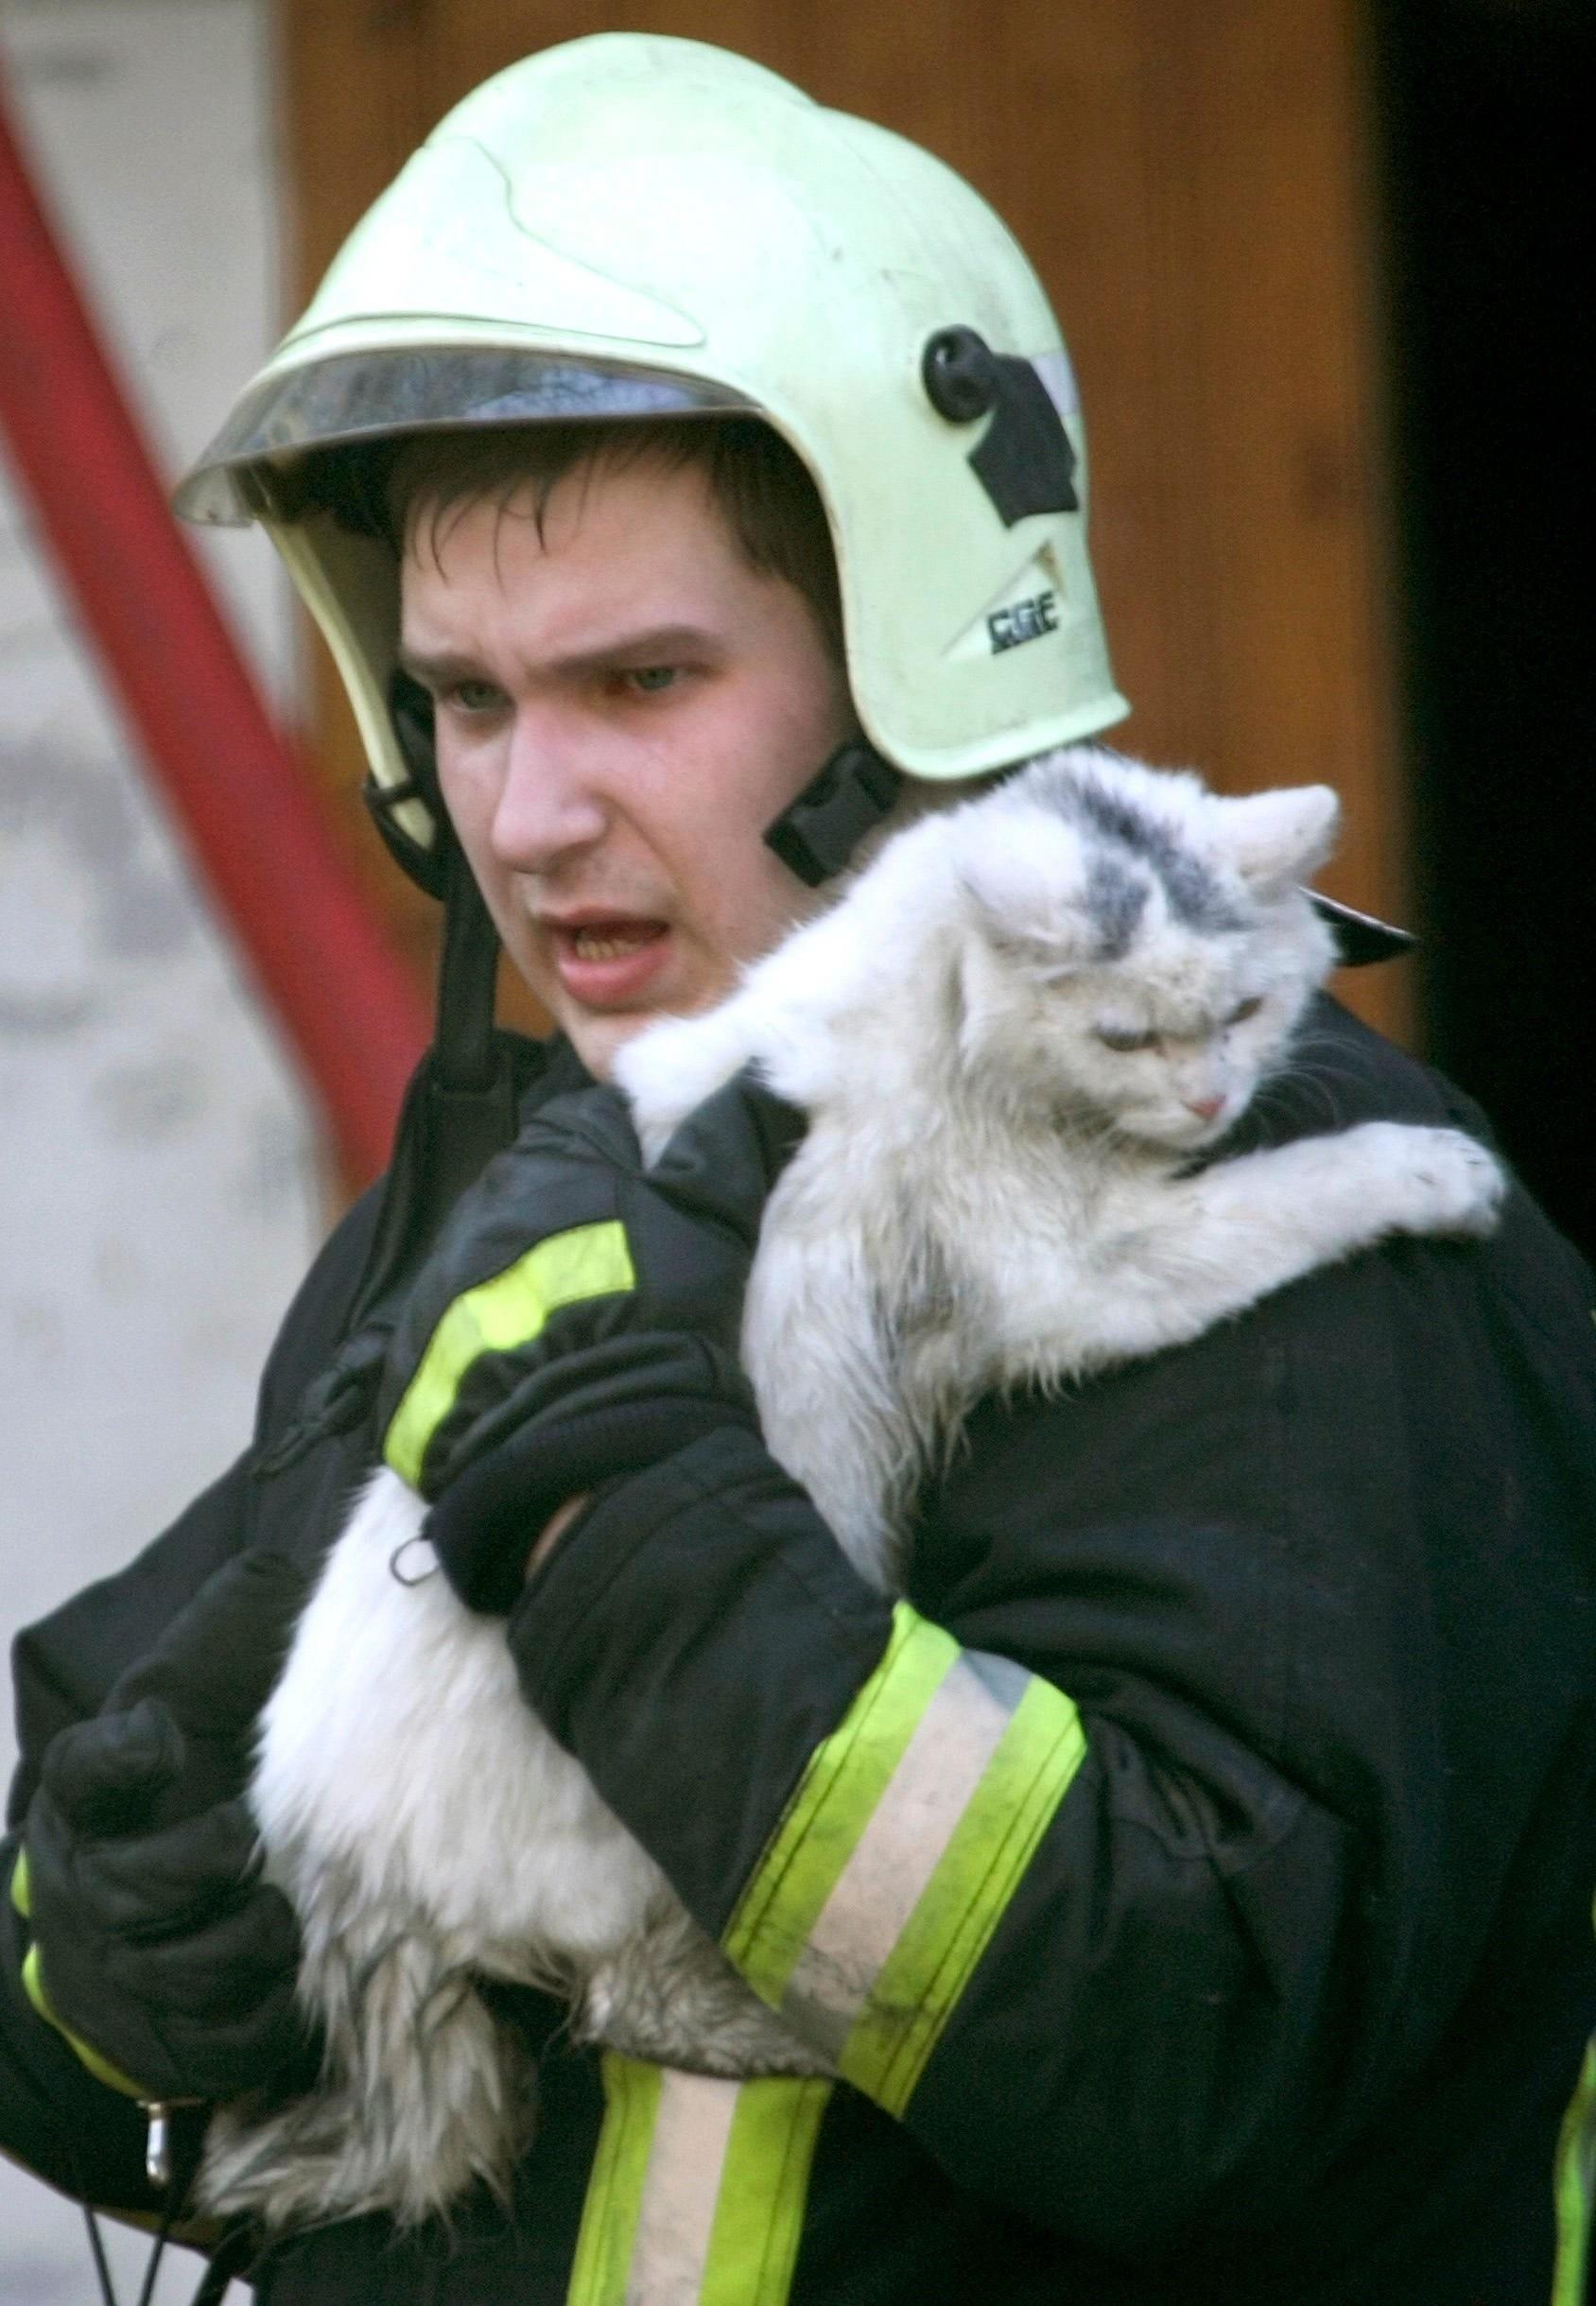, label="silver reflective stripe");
[565,2056,832,2306]
[778,1651,1024,2058]
[722,1604,1087,2117]
[628,2070,741,2304]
